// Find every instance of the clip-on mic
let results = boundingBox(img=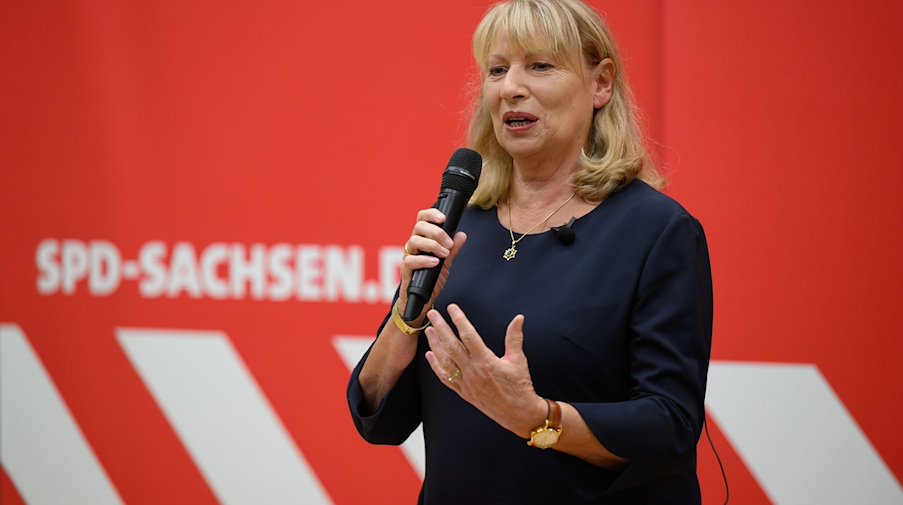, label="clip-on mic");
[552,216,576,245]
